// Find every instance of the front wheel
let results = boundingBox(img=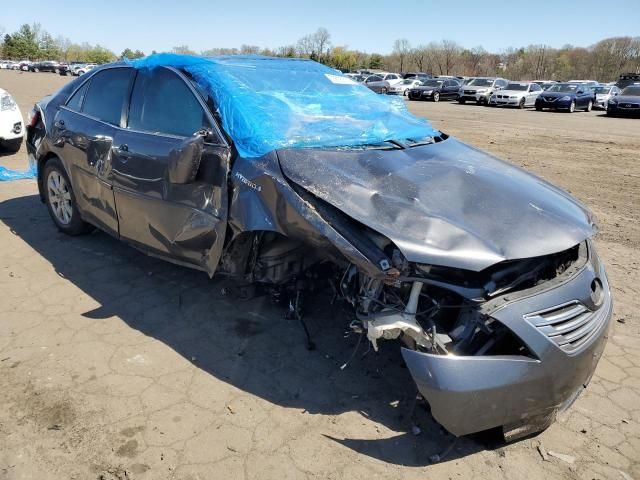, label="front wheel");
[43,158,92,235]
[568,101,576,113]
[518,98,526,109]
[585,100,593,112]
[432,92,440,102]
